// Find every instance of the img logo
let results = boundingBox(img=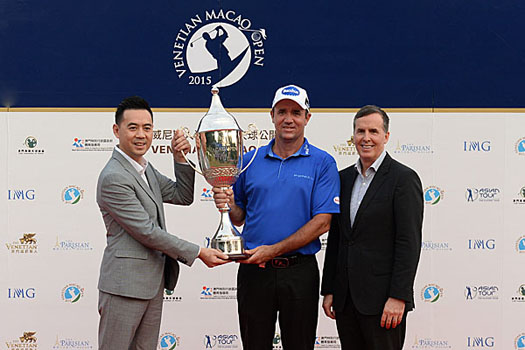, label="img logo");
[517,236,525,253]
[424,186,444,205]
[515,137,525,155]
[61,284,84,303]
[467,336,494,348]
[8,287,36,299]
[7,189,36,200]
[172,9,266,88]
[468,239,496,250]
[201,187,214,201]
[515,334,525,349]
[158,333,179,350]
[463,140,491,152]
[62,186,84,204]
[421,284,443,303]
